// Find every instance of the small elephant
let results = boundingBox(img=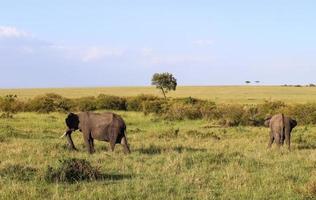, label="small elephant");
[60,112,131,154]
[264,114,297,150]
